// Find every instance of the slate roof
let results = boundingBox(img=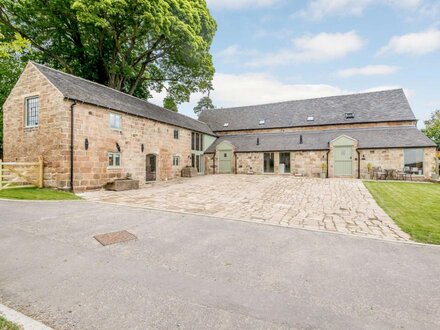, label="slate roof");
[32,62,215,136]
[205,126,436,153]
[198,89,416,132]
